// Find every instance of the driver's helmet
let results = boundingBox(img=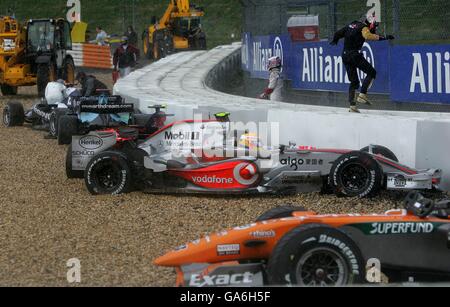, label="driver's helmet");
[239,133,264,151]
[267,56,282,71]
[362,13,379,34]
[149,111,167,129]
